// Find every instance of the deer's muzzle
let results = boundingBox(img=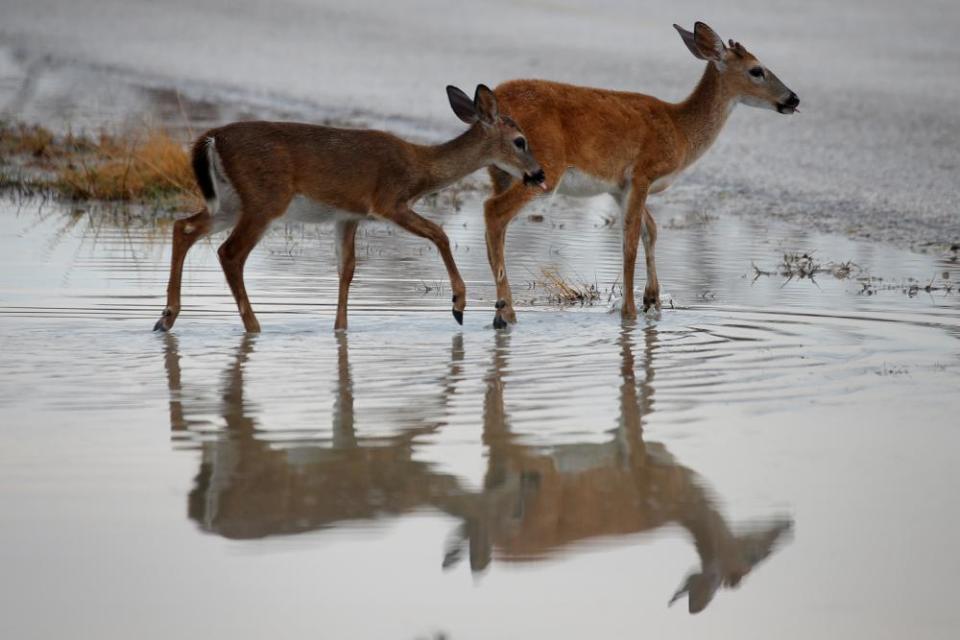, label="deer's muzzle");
[523,169,548,190]
[777,92,800,114]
